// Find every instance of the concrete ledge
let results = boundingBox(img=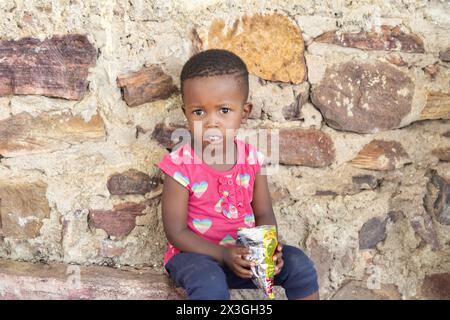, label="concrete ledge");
[0,259,185,300]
